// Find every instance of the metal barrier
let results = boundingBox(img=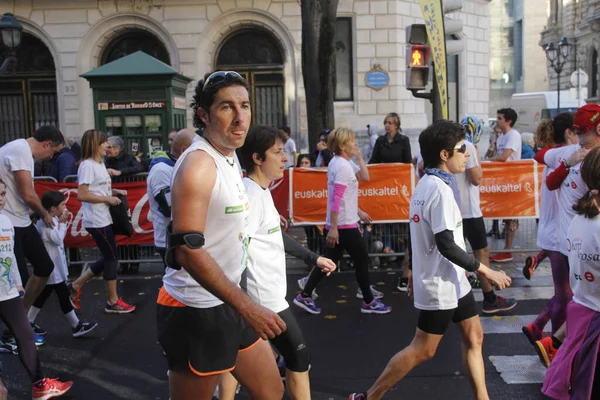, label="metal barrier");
[55,173,541,270]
